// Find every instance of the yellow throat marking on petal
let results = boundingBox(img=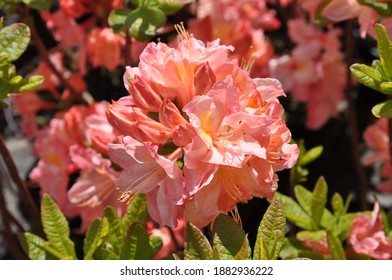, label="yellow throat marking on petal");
[46,151,64,167]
